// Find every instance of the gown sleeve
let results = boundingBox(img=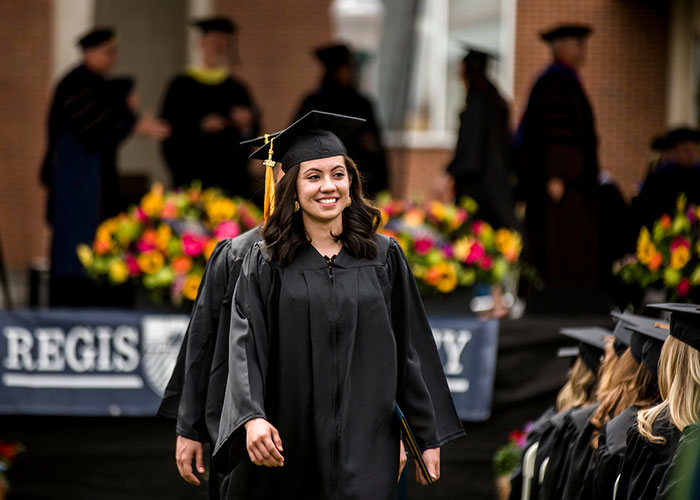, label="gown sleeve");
[213,243,272,471]
[157,240,232,441]
[387,238,465,450]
